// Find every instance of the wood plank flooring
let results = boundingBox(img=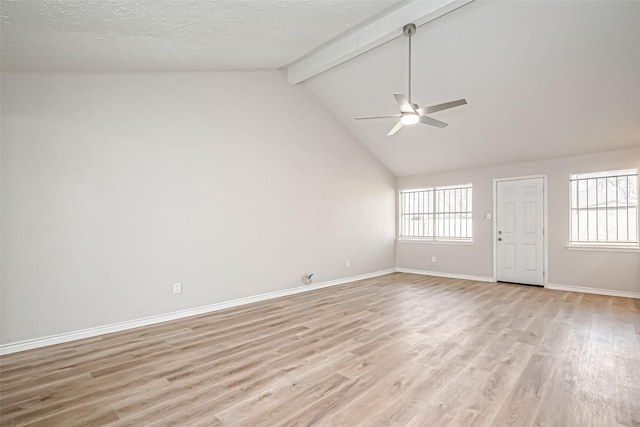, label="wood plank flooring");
[1,272,639,426]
